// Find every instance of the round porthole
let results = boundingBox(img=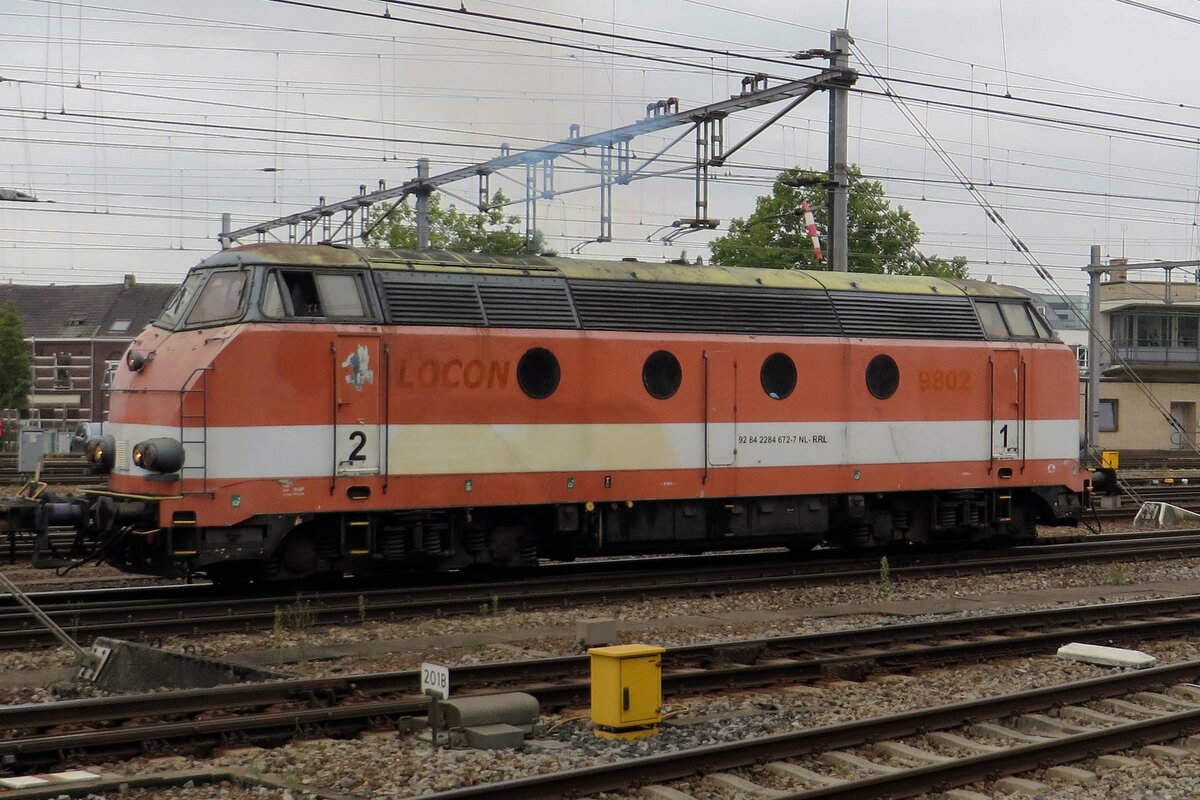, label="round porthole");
[642,350,682,399]
[760,353,797,400]
[517,347,560,399]
[866,354,900,400]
